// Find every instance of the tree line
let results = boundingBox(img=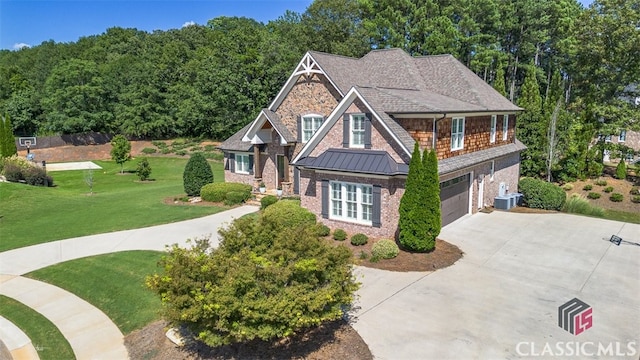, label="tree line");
[0,0,638,181]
